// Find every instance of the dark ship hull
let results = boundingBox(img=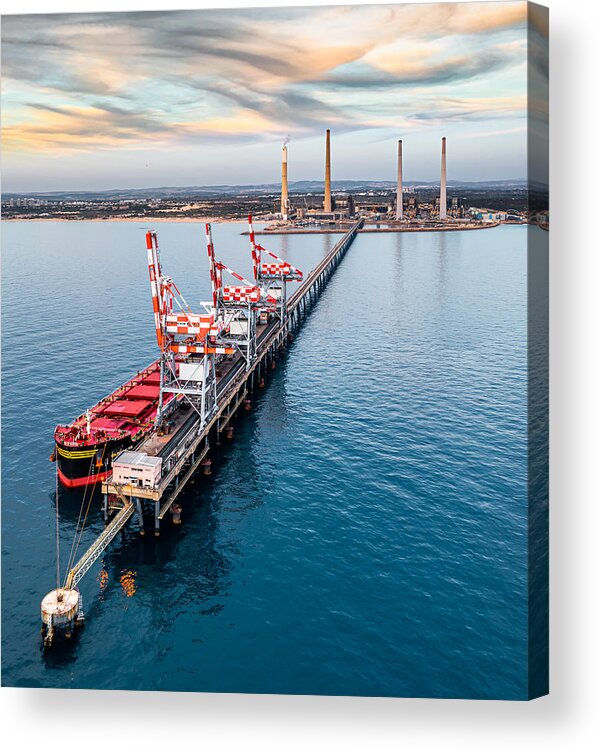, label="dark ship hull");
[54,360,171,488]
